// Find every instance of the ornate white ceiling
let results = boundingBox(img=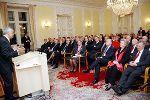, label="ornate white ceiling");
[1,0,107,8]
[33,0,107,7]
[0,0,147,8]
